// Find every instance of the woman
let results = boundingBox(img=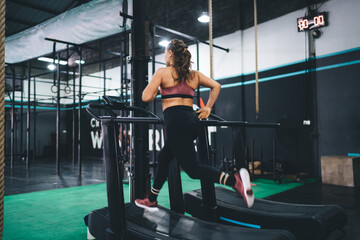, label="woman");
[135,39,254,211]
